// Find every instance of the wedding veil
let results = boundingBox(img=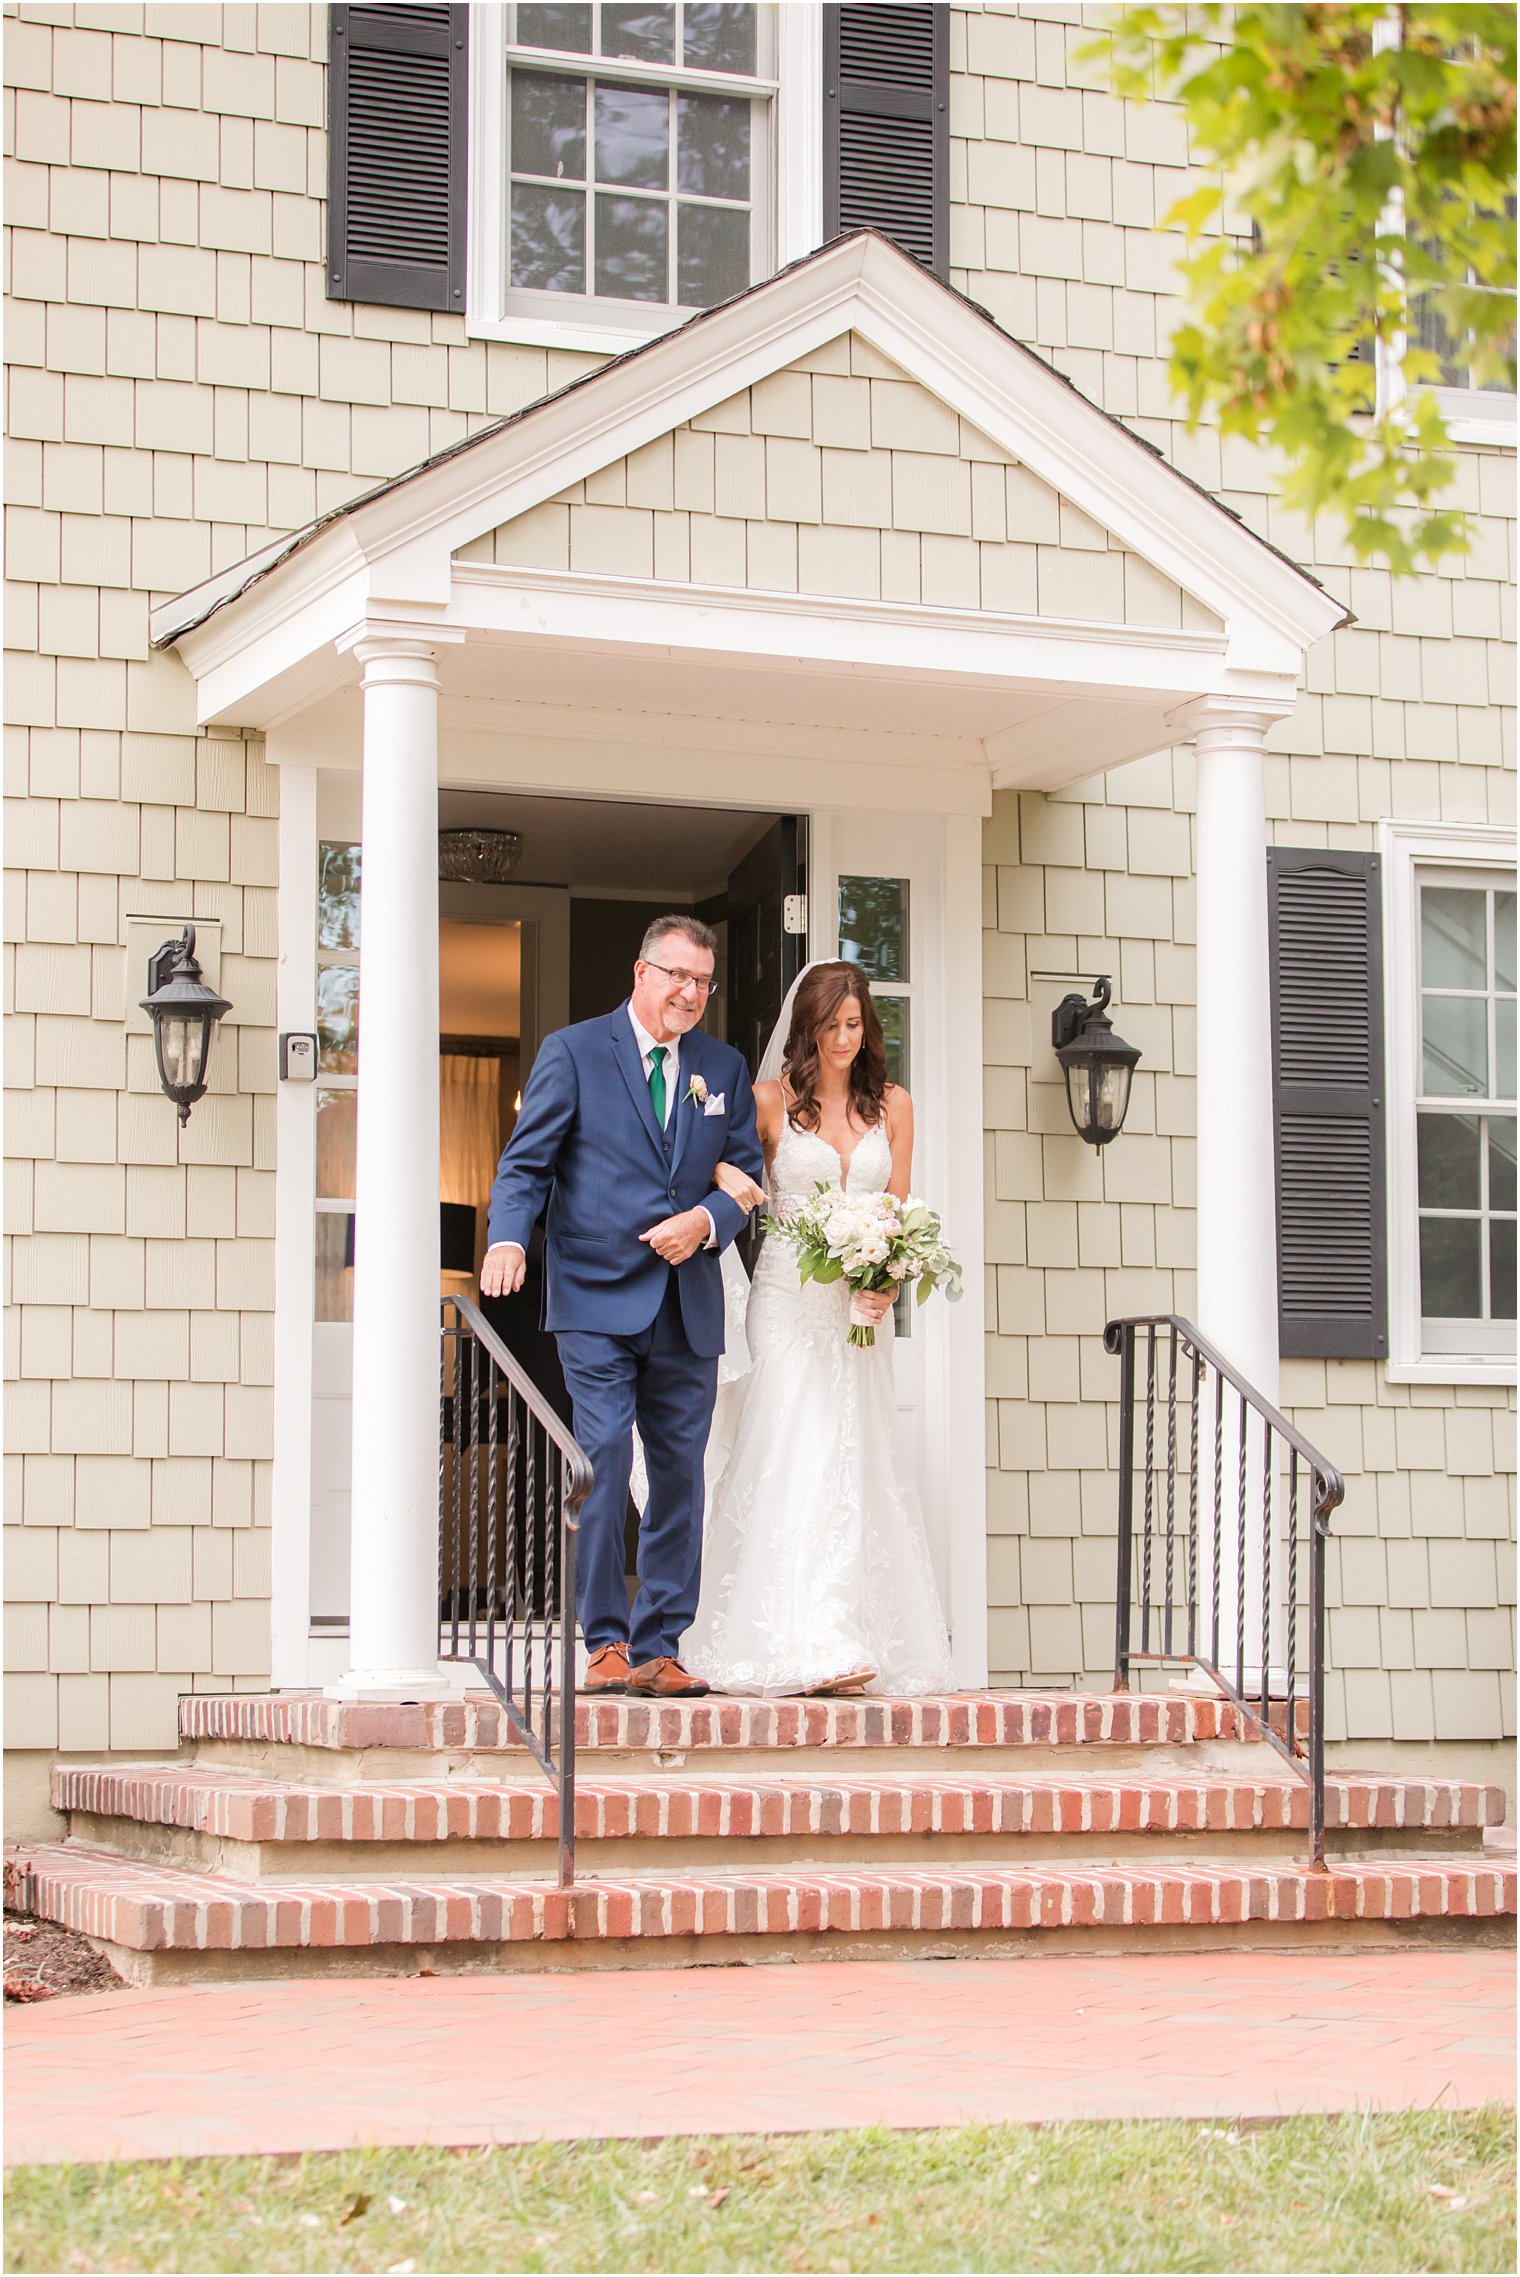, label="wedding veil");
[755,956,830,1085]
